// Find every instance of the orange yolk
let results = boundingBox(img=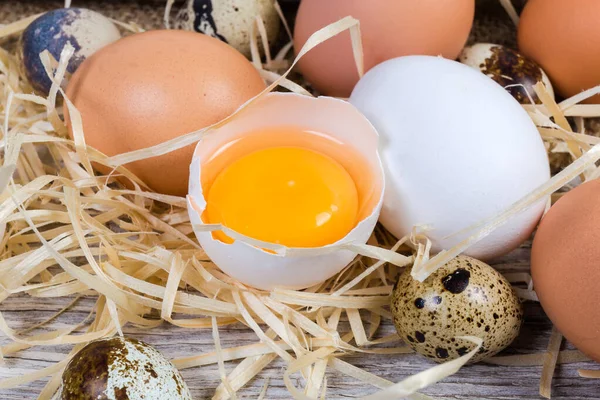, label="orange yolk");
[205,146,359,247]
